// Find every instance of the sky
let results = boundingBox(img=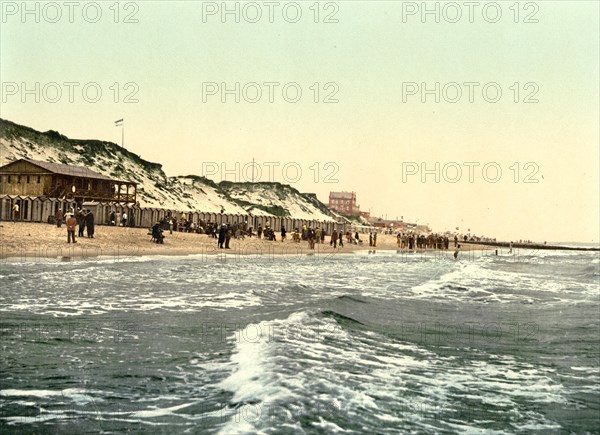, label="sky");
[1,1,598,242]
